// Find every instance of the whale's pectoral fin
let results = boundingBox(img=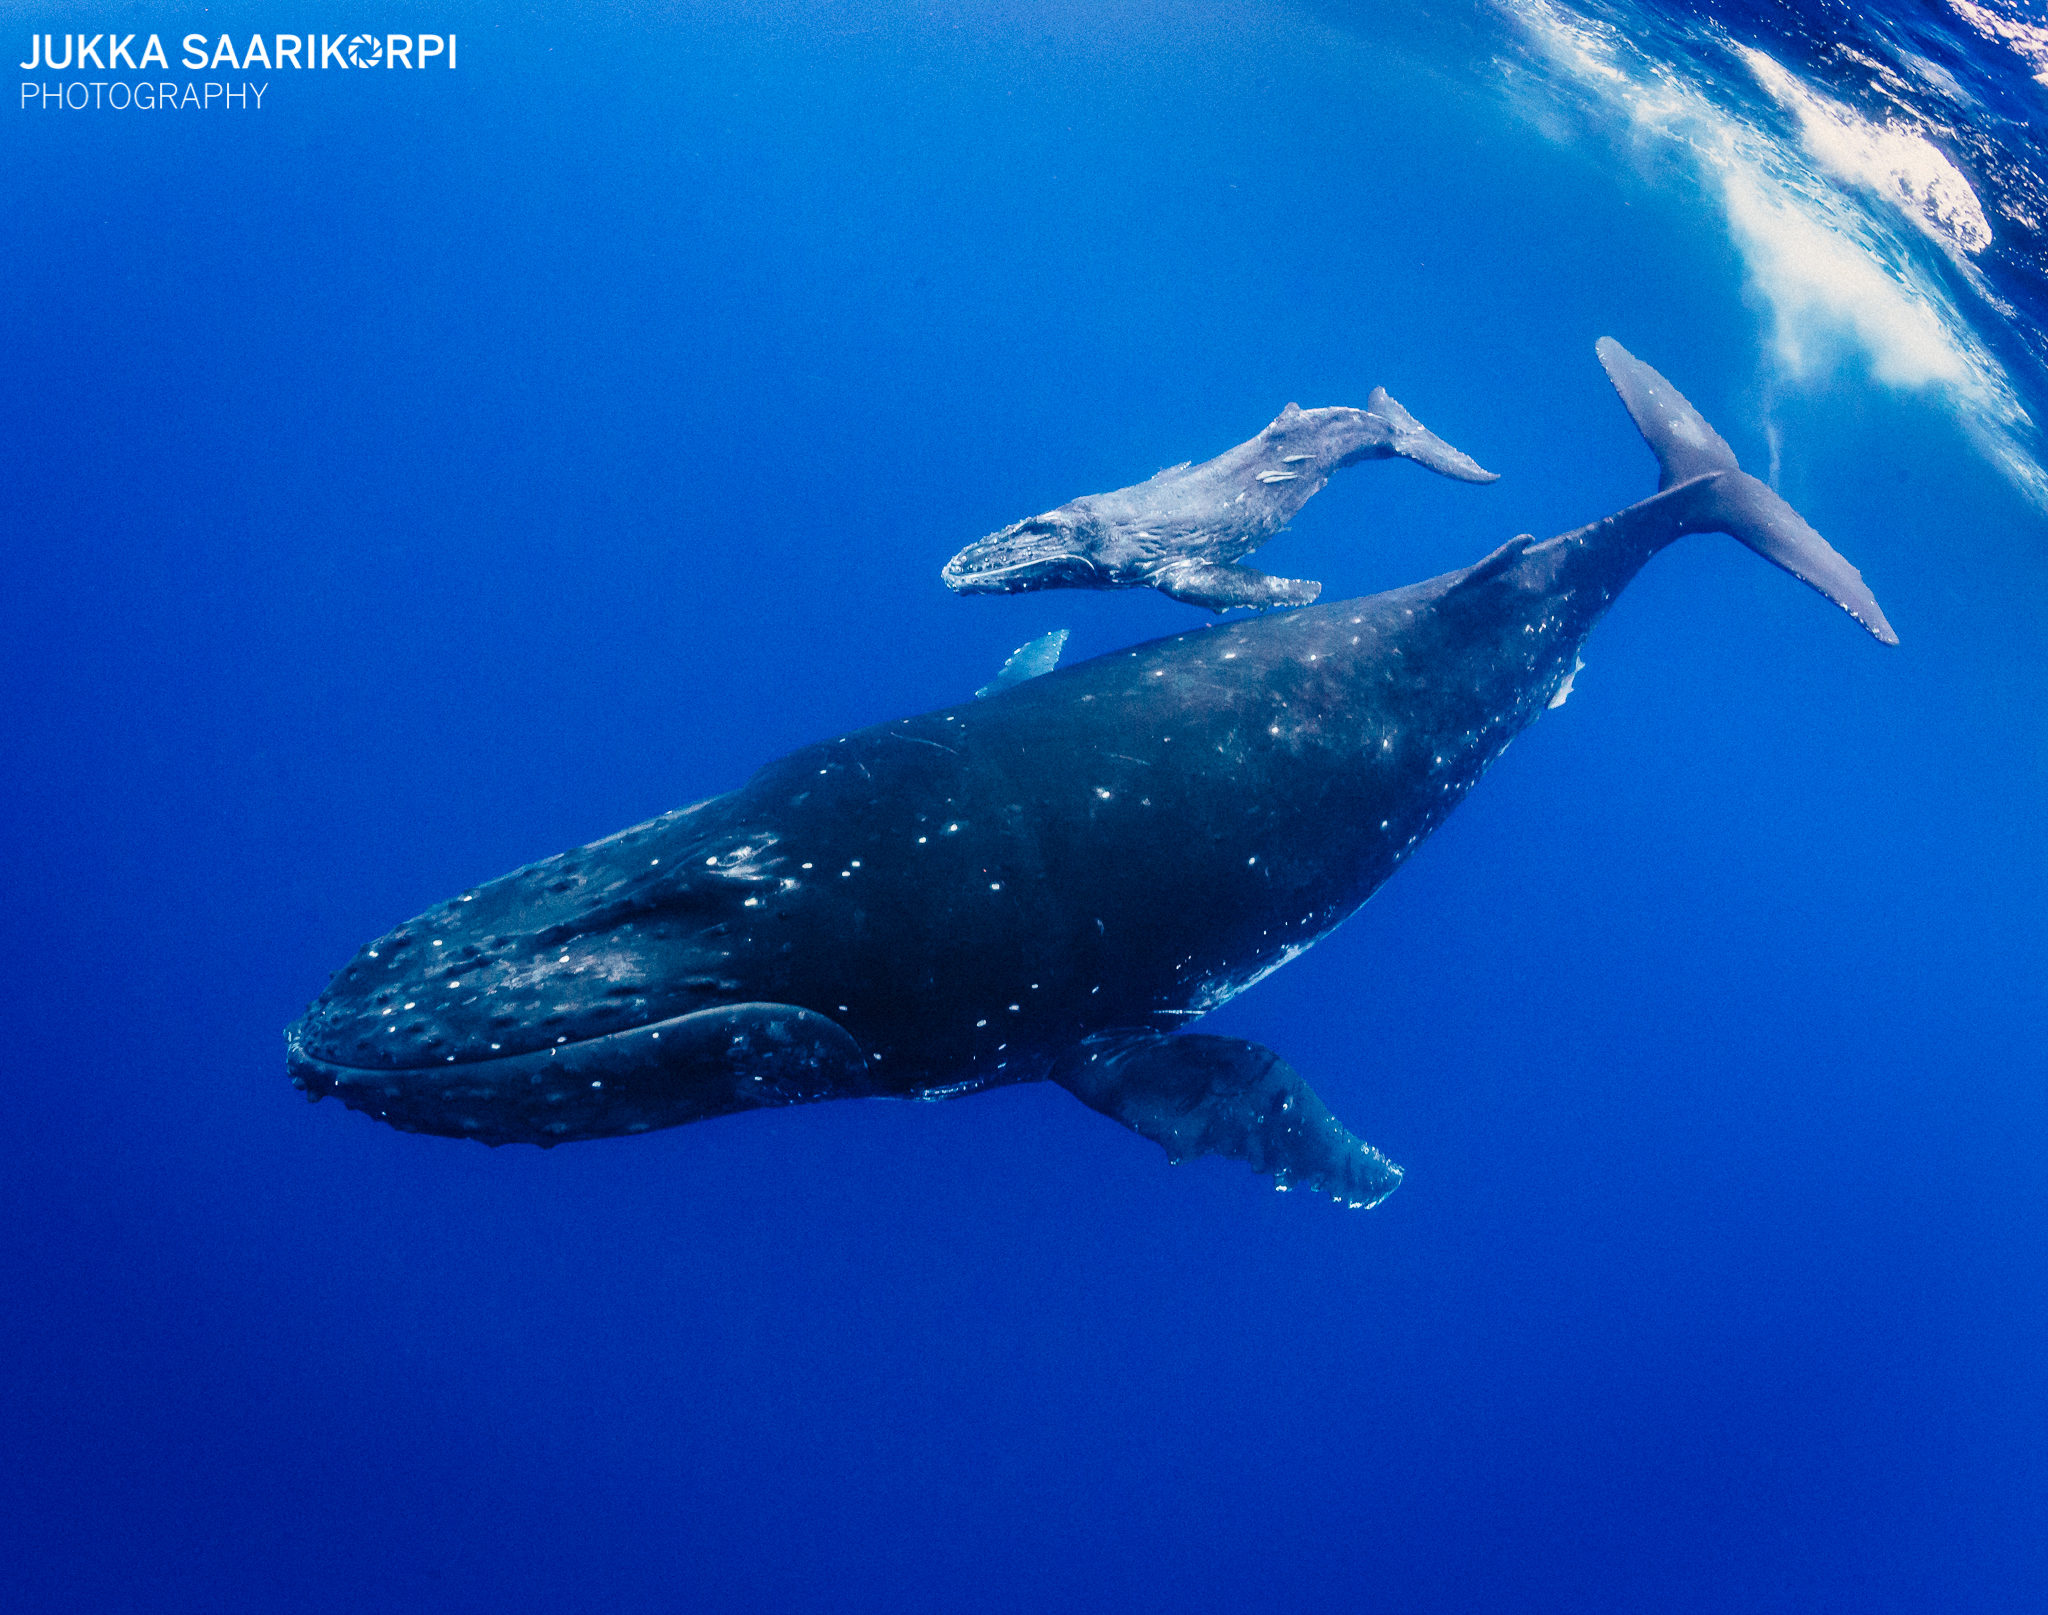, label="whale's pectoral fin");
[1154,561,1321,614]
[1053,1034,1403,1207]
[976,628,1070,699]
